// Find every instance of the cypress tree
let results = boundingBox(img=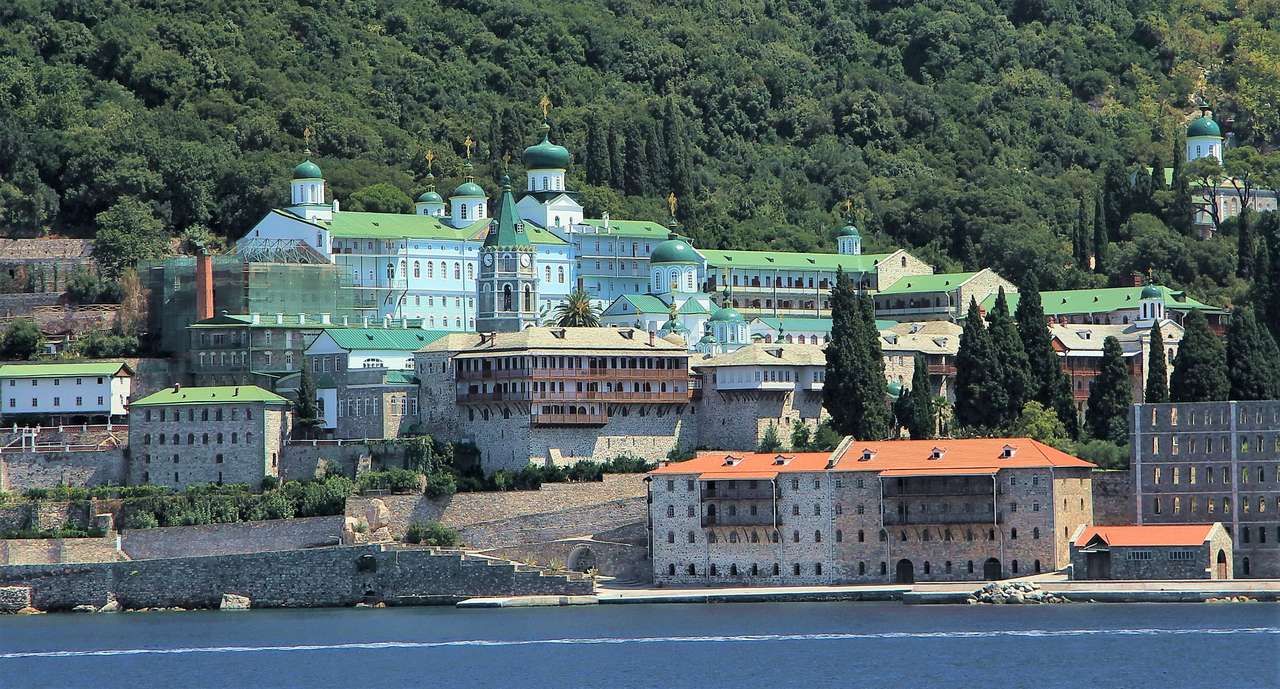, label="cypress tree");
[1268,230,1280,343]
[498,106,522,163]
[607,123,625,190]
[954,298,1006,431]
[585,115,609,186]
[1131,164,1153,218]
[1144,319,1169,403]
[1073,197,1089,269]
[1226,307,1280,401]
[987,287,1031,427]
[1168,137,1194,235]
[907,354,934,439]
[1170,310,1229,402]
[646,121,666,191]
[1259,326,1280,400]
[1014,276,1078,437]
[892,385,913,439]
[1237,209,1254,280]
[295,366,323,438]
[623,122,650,196]
[1086,336,1132,443]
[1102,160,1130,231]
[1252,234,1272,331]
[663,98,692,201]
[854,293,890,439]
[1092,190,1108,273]
[823,268,861,436]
